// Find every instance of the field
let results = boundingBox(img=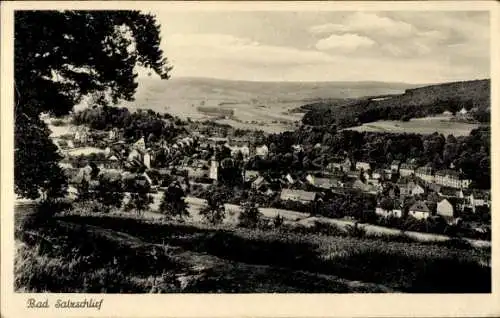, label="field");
[15,203,491,293]
[343,116,481,136]
[116,77,417,133]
